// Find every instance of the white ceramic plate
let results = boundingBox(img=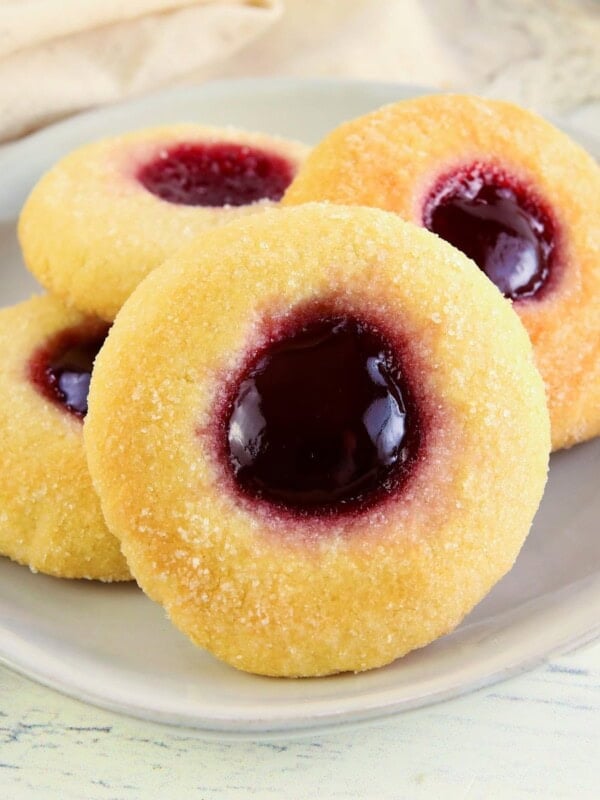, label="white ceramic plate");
[1,79,599,735]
